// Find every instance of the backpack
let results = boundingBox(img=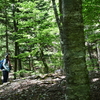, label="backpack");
[0,59,4,69]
